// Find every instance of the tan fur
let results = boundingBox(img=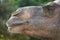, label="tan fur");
[20,11,30,19]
